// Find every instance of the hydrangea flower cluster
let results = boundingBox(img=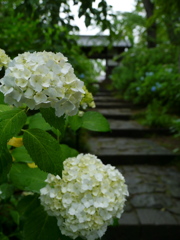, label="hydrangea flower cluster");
[40,153,128,240]
[0,51,86,117]
[0,49,11,70]
[80,86,95,109]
